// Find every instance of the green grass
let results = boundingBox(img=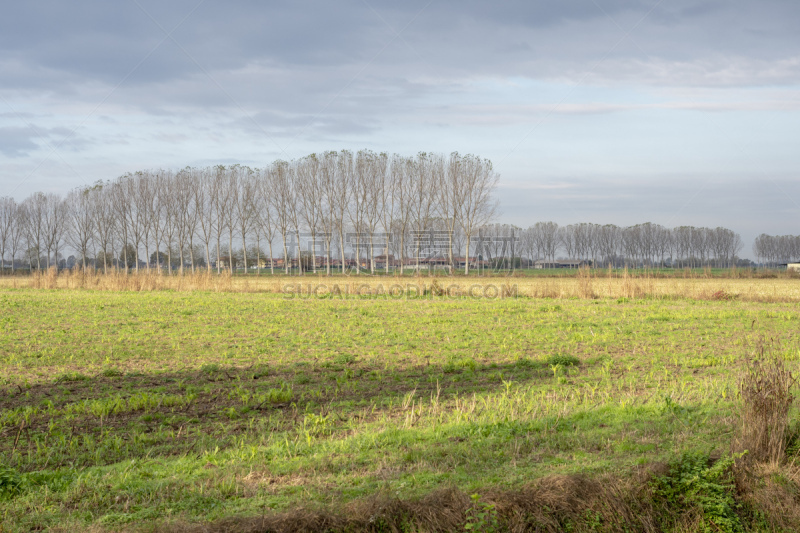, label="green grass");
[0,289,799,530]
